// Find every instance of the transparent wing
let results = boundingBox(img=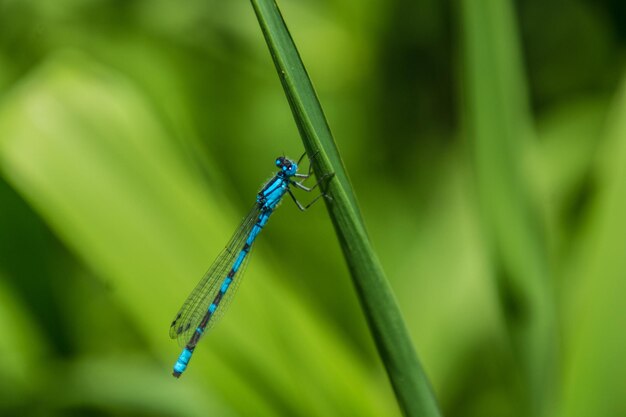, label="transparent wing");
[169,204,261,346]
[203,239,255,335]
